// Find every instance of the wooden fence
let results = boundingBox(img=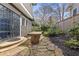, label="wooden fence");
[56,14,79,31]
